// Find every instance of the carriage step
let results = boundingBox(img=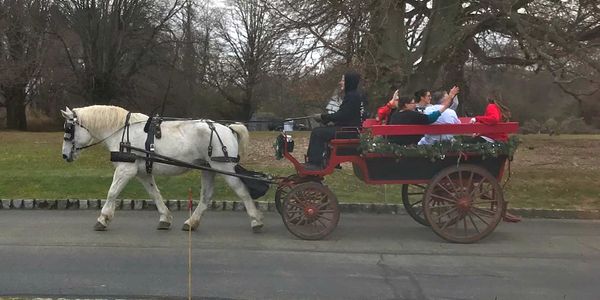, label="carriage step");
[110,151,137,162]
